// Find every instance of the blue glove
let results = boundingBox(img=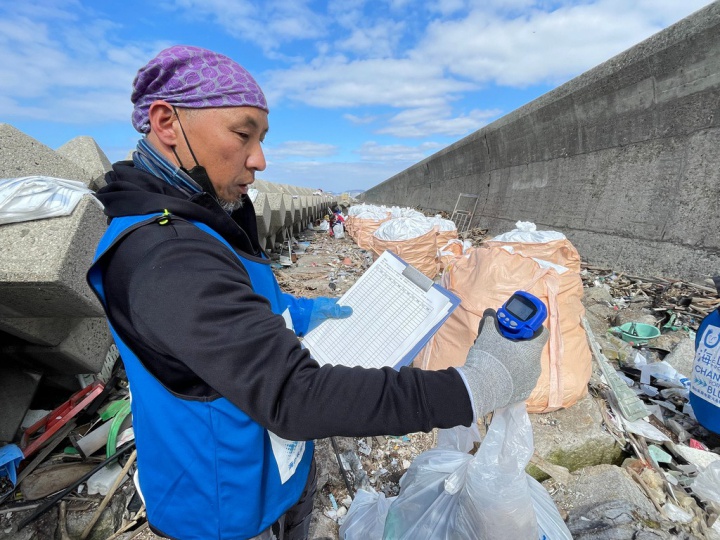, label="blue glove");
[308,297,353,334]
[282,294,353,336]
